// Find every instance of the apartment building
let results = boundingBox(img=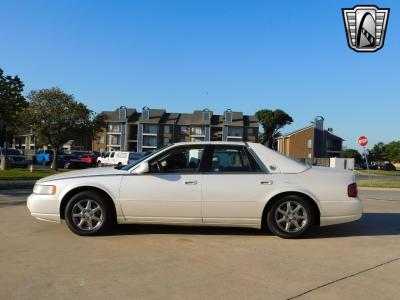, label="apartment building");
[276,116,343,159]
[93,107,259,153]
